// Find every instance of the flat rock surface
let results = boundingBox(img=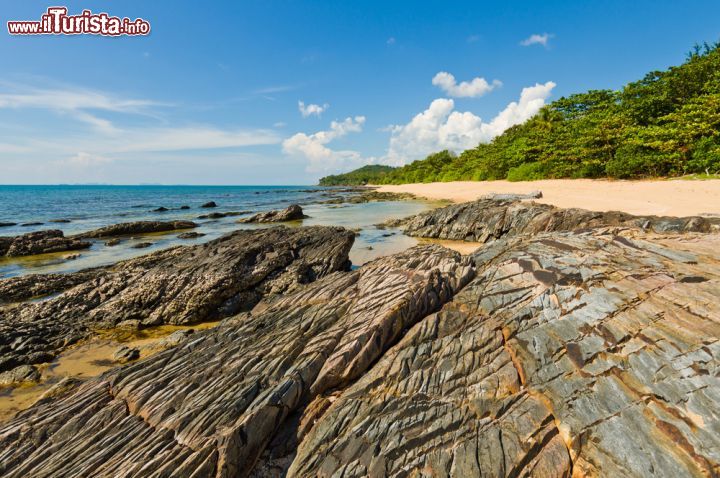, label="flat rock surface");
[392,198,717,241]
[292,229,720,477]
[0,245,473,477]
[0,230,91,257]
[0,226,354,372]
